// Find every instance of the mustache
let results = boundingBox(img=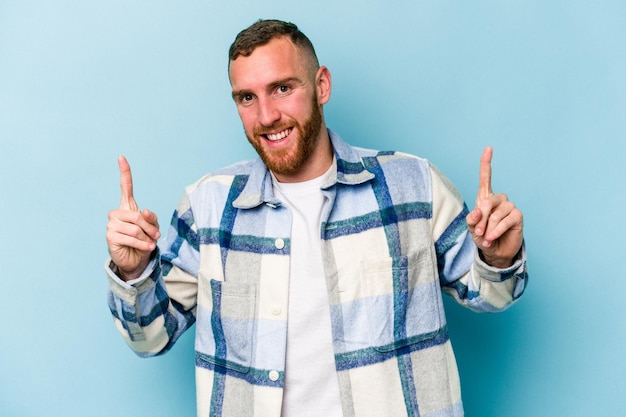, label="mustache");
[253,121,296,137]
